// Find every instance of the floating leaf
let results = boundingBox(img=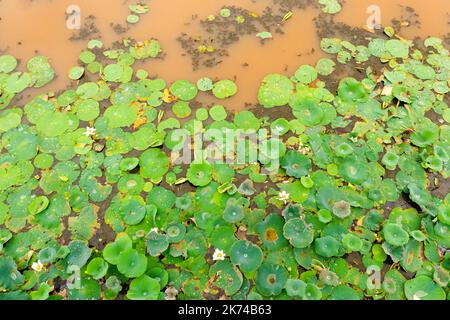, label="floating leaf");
[258,74,294,108]
[170,80,198,101]
[318,0,342,14]
[212,80,238,99]
[127,275,160,300]
[256,32,273,40]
